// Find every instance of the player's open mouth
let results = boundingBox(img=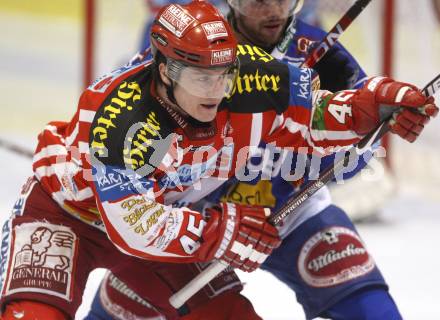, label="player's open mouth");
[263,21,283,31]
[200,104,217,109]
